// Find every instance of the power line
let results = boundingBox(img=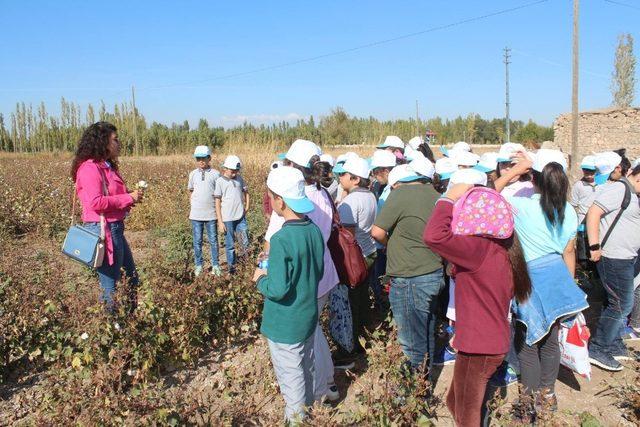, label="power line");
[142,0,550,92]
[604,0,640,12]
